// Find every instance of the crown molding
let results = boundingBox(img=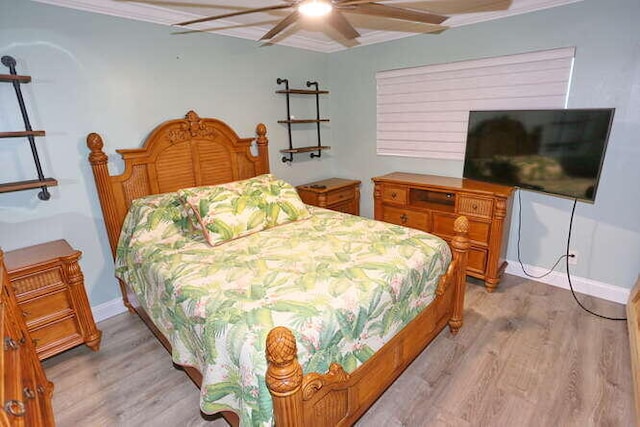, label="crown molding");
[31,0,584,53]
[445,0,583,27]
